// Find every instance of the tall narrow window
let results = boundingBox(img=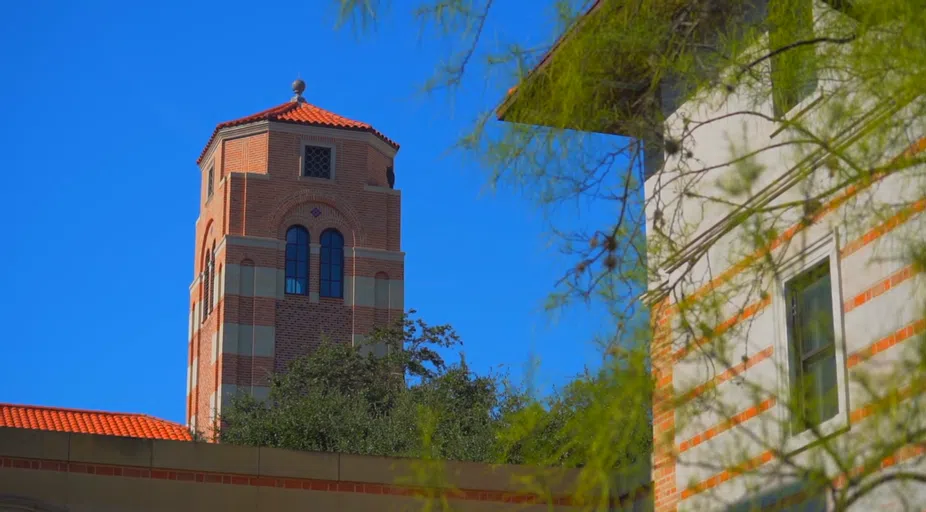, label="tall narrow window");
[303,145,333,179]
[206,164,215,199]
[208,244,215,314]
[285,226,309,295]
[786,259,838,434]
[769,0,817,117]
[201,251,211,322]
[213,264,221,312]
[320,229,344,298]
